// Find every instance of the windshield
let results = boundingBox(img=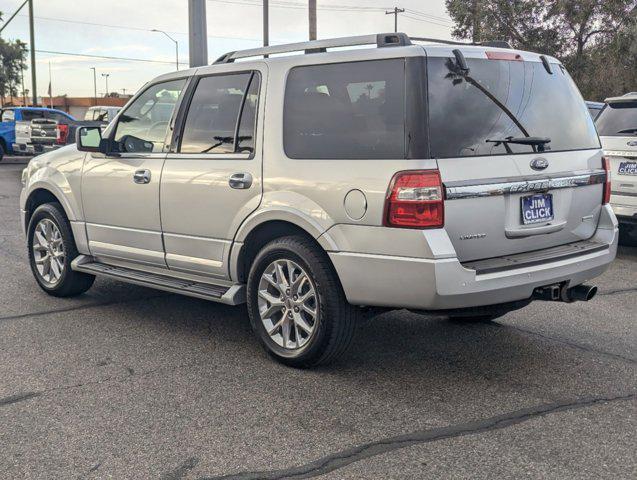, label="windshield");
[427,57,600,158]
[596,102,637,136]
